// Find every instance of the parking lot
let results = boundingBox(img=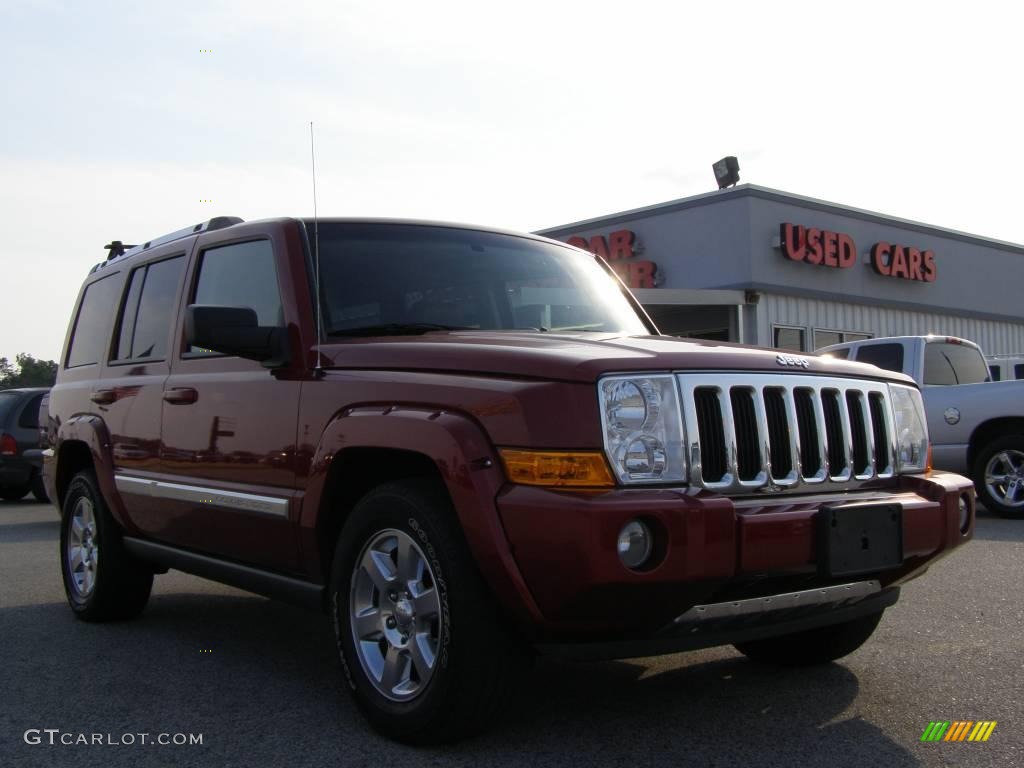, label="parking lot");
[1,499,1020,768]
